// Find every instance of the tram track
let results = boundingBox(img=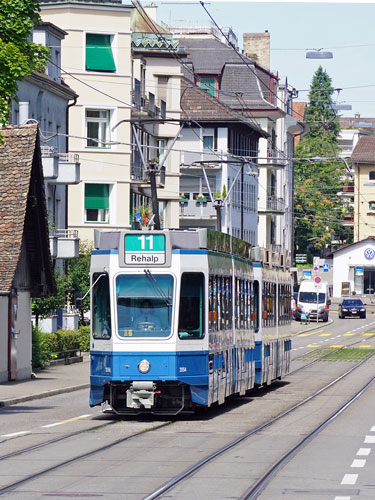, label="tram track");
[1,331,374,498]
[142,350,375,500]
